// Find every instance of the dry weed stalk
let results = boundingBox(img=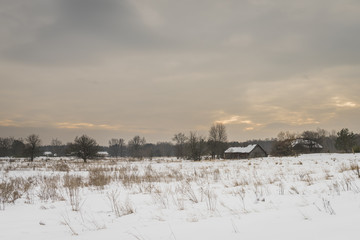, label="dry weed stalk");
[37,175,63,202]
[107,189,135,217]
[202,187,217,211]
[64,174,83,211]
